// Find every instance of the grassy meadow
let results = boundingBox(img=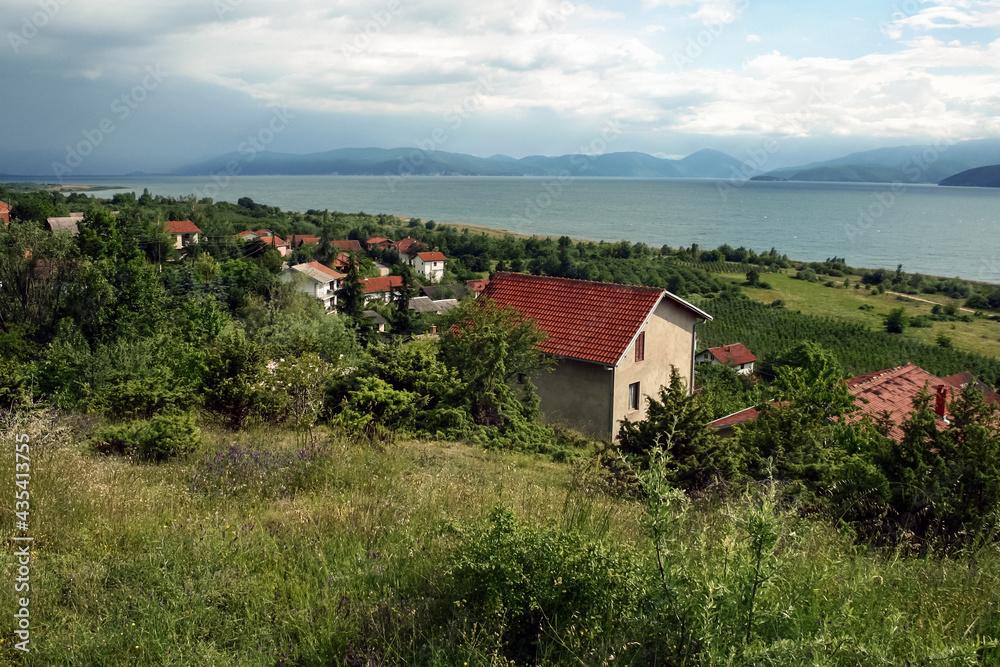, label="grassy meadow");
[4,411,1000,665]
[730,272,1000,360]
